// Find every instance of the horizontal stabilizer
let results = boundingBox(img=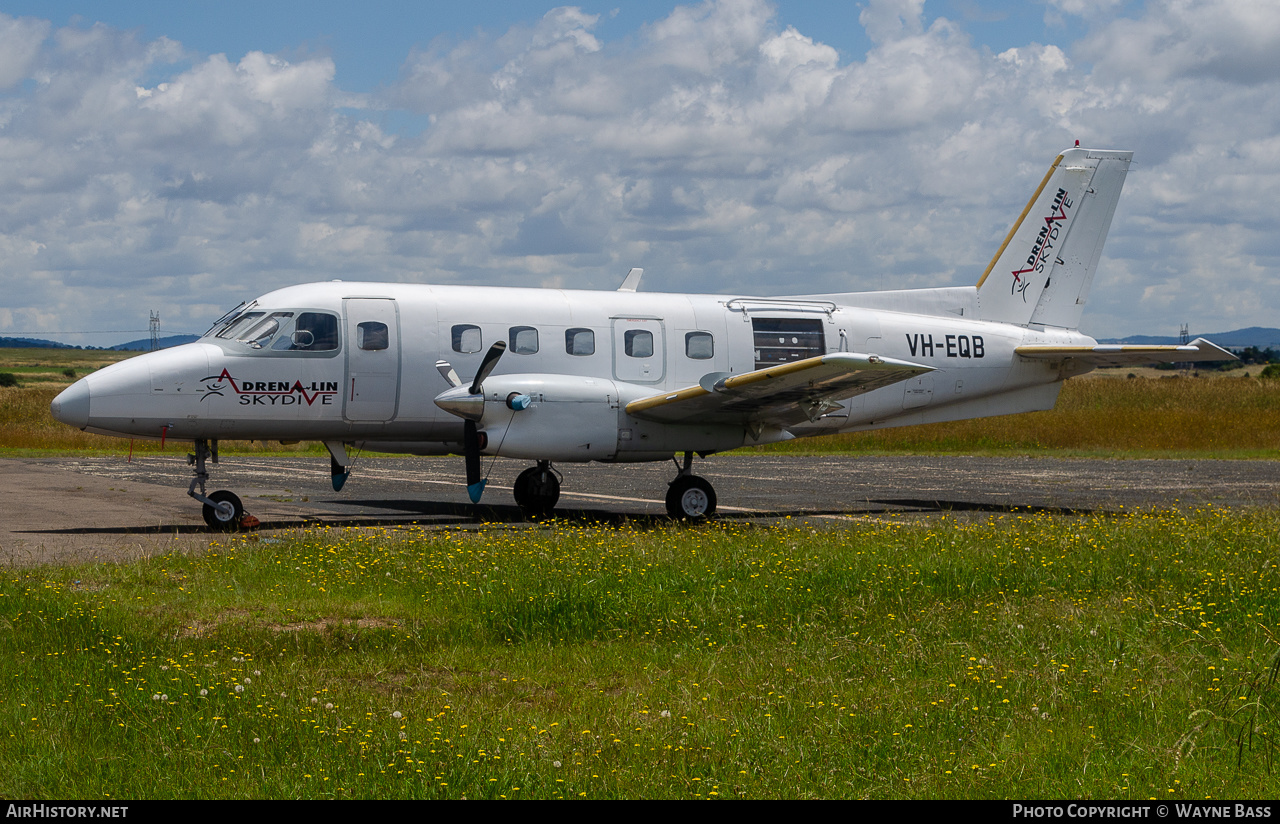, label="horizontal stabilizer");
[1015,337,1237,367]
[626,353,933,428]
